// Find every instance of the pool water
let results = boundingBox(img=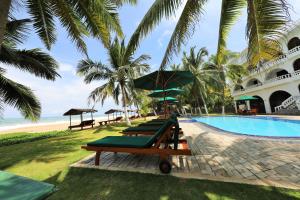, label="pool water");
[192,116,300,138]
